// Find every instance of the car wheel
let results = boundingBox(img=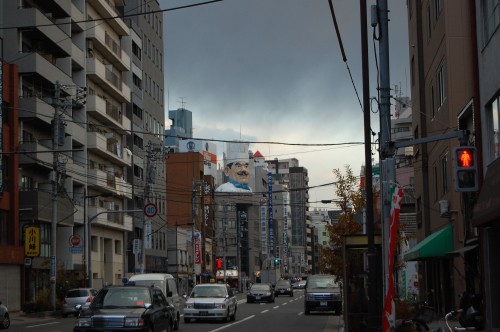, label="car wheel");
[184,317,190,324]
[290,292,293,297]
[305,309,310,315]
[0,313,10,329]
[247,299,253,303]
[222,309,229,322]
